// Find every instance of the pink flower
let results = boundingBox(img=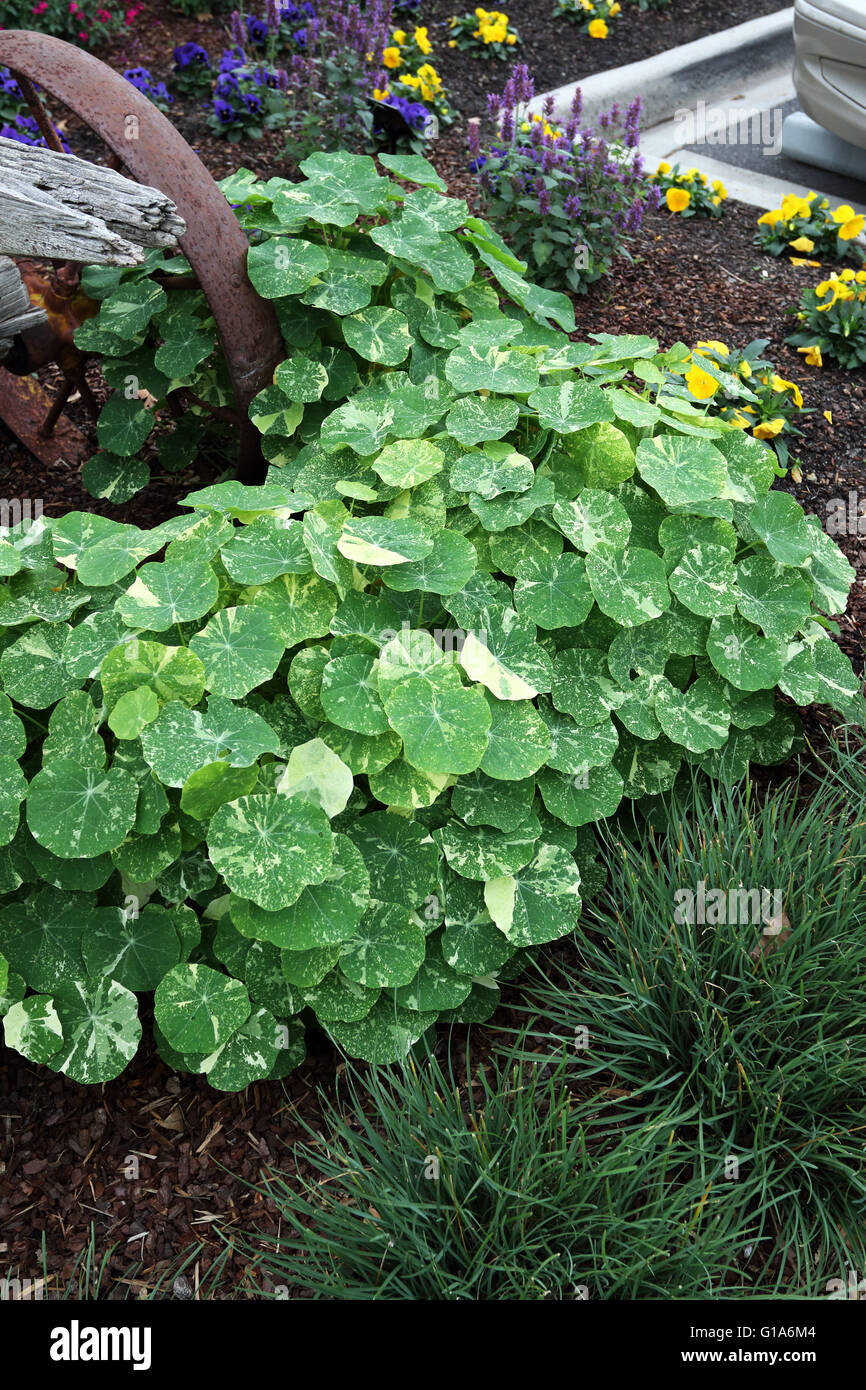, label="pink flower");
[97,8,112,19]
[69,1,79,11]
[79,31,89,40]
[32,1,49,12]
